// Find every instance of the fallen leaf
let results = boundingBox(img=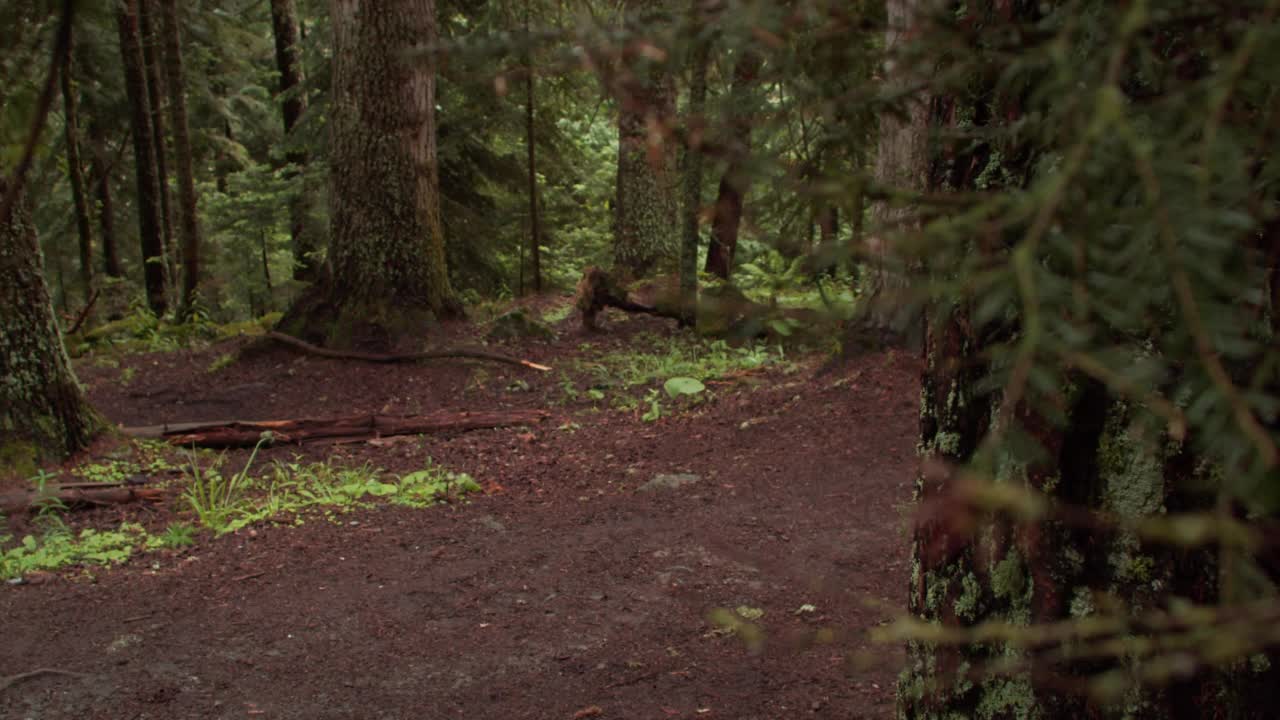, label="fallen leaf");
[572,706,603,719]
